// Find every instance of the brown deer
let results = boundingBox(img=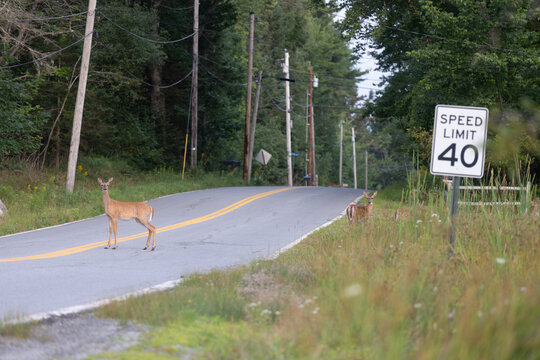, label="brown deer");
[346,191,378,225]
[394,209,410,220]
[98,178,157,250]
